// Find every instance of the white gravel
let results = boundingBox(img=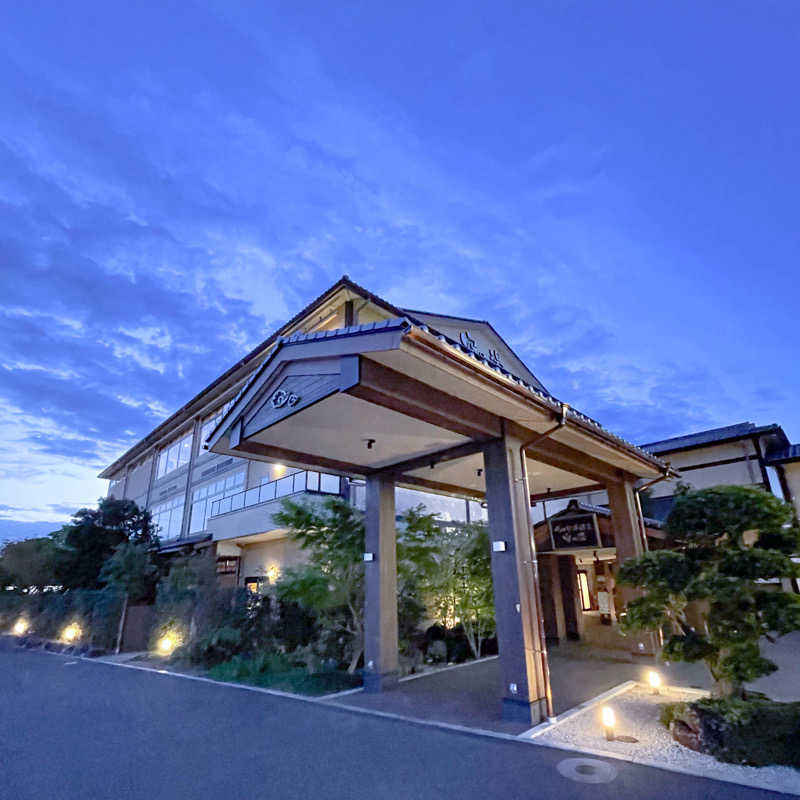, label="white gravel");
[529,683,800,796]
